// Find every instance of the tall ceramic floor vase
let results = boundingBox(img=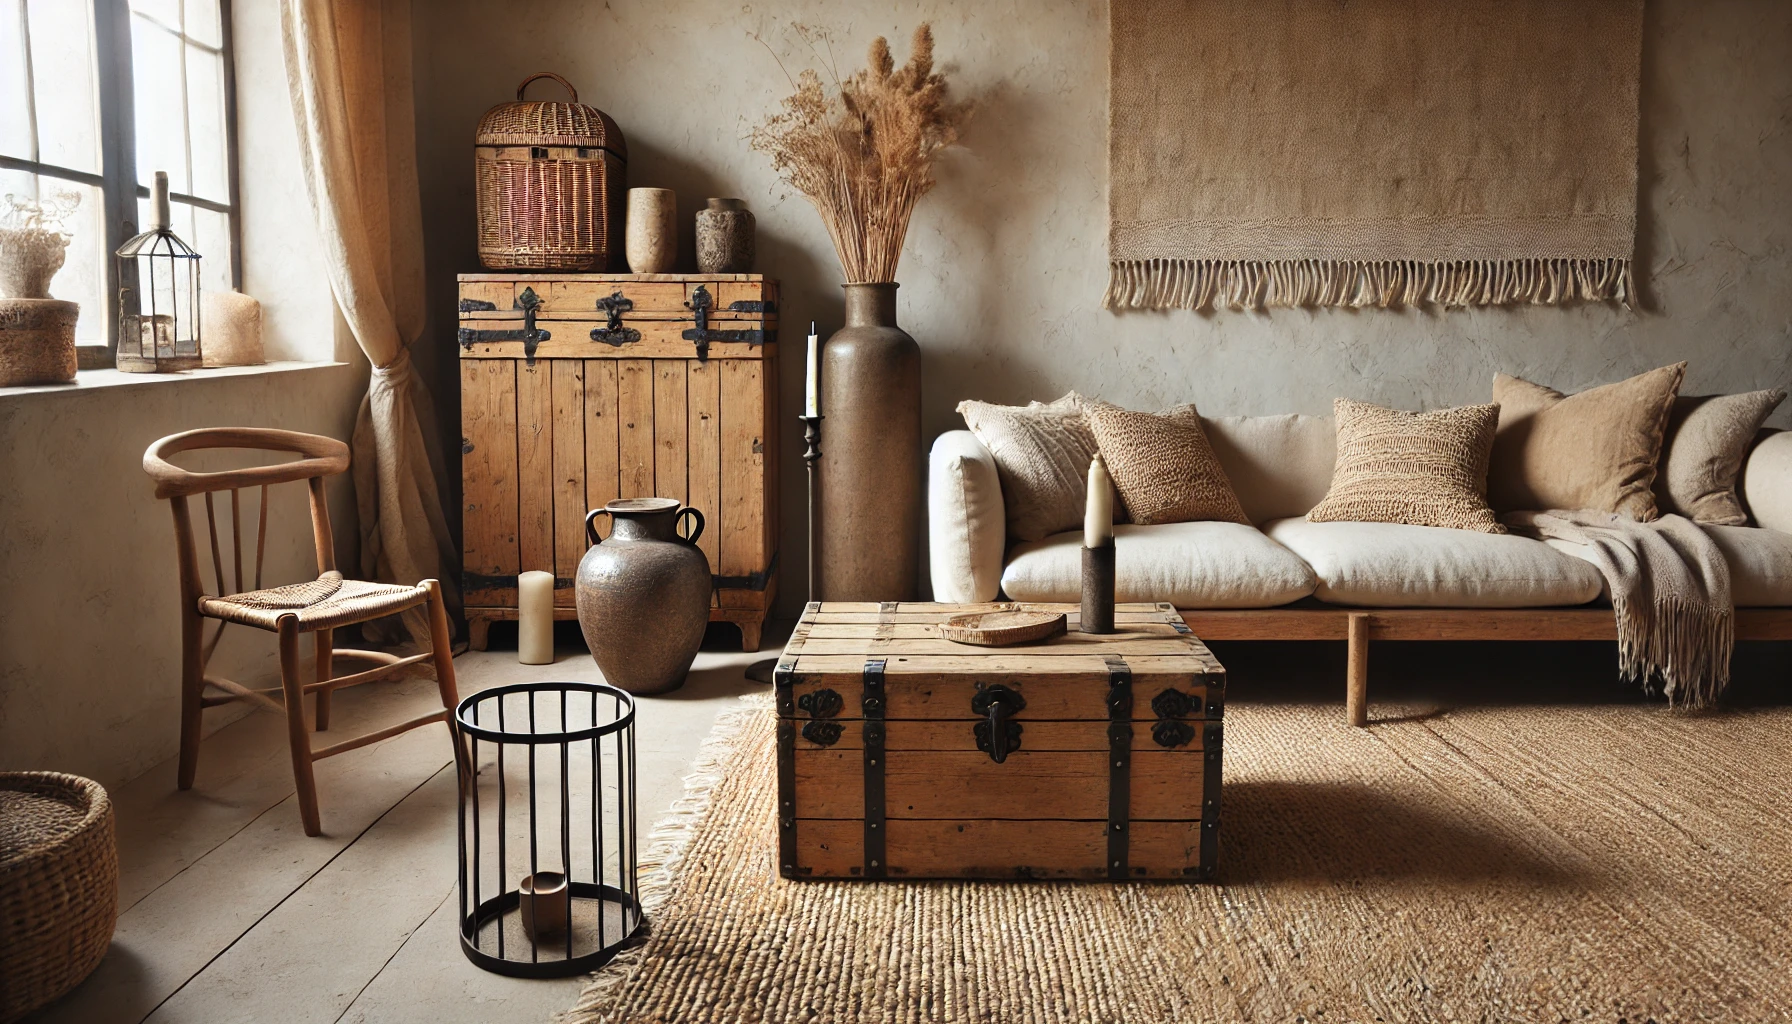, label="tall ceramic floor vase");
[575,498,710,695]
[818,282,922,601]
